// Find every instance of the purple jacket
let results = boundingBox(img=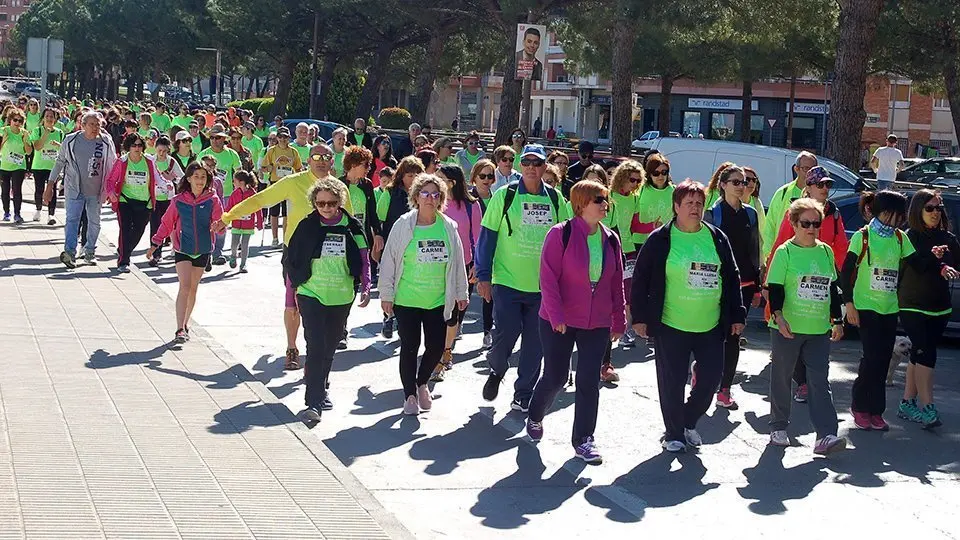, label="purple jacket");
[539,217,627,333]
